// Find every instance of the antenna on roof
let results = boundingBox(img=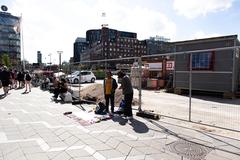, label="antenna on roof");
[101,12,108,28]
